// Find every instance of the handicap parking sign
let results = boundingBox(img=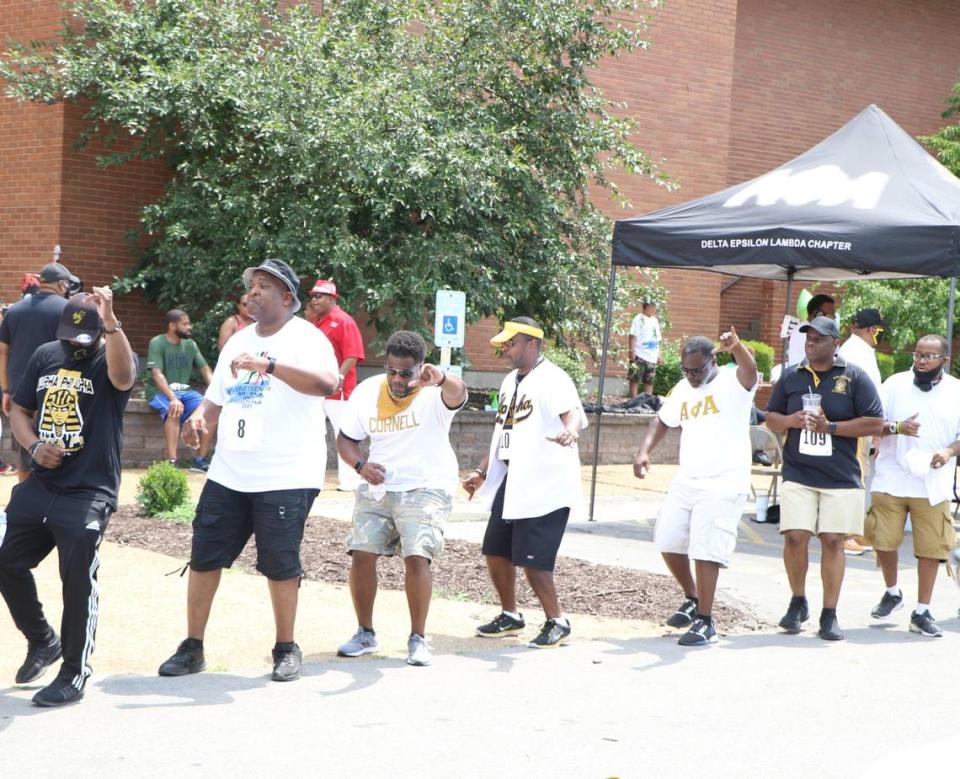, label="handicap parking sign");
[434,291,465,347]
